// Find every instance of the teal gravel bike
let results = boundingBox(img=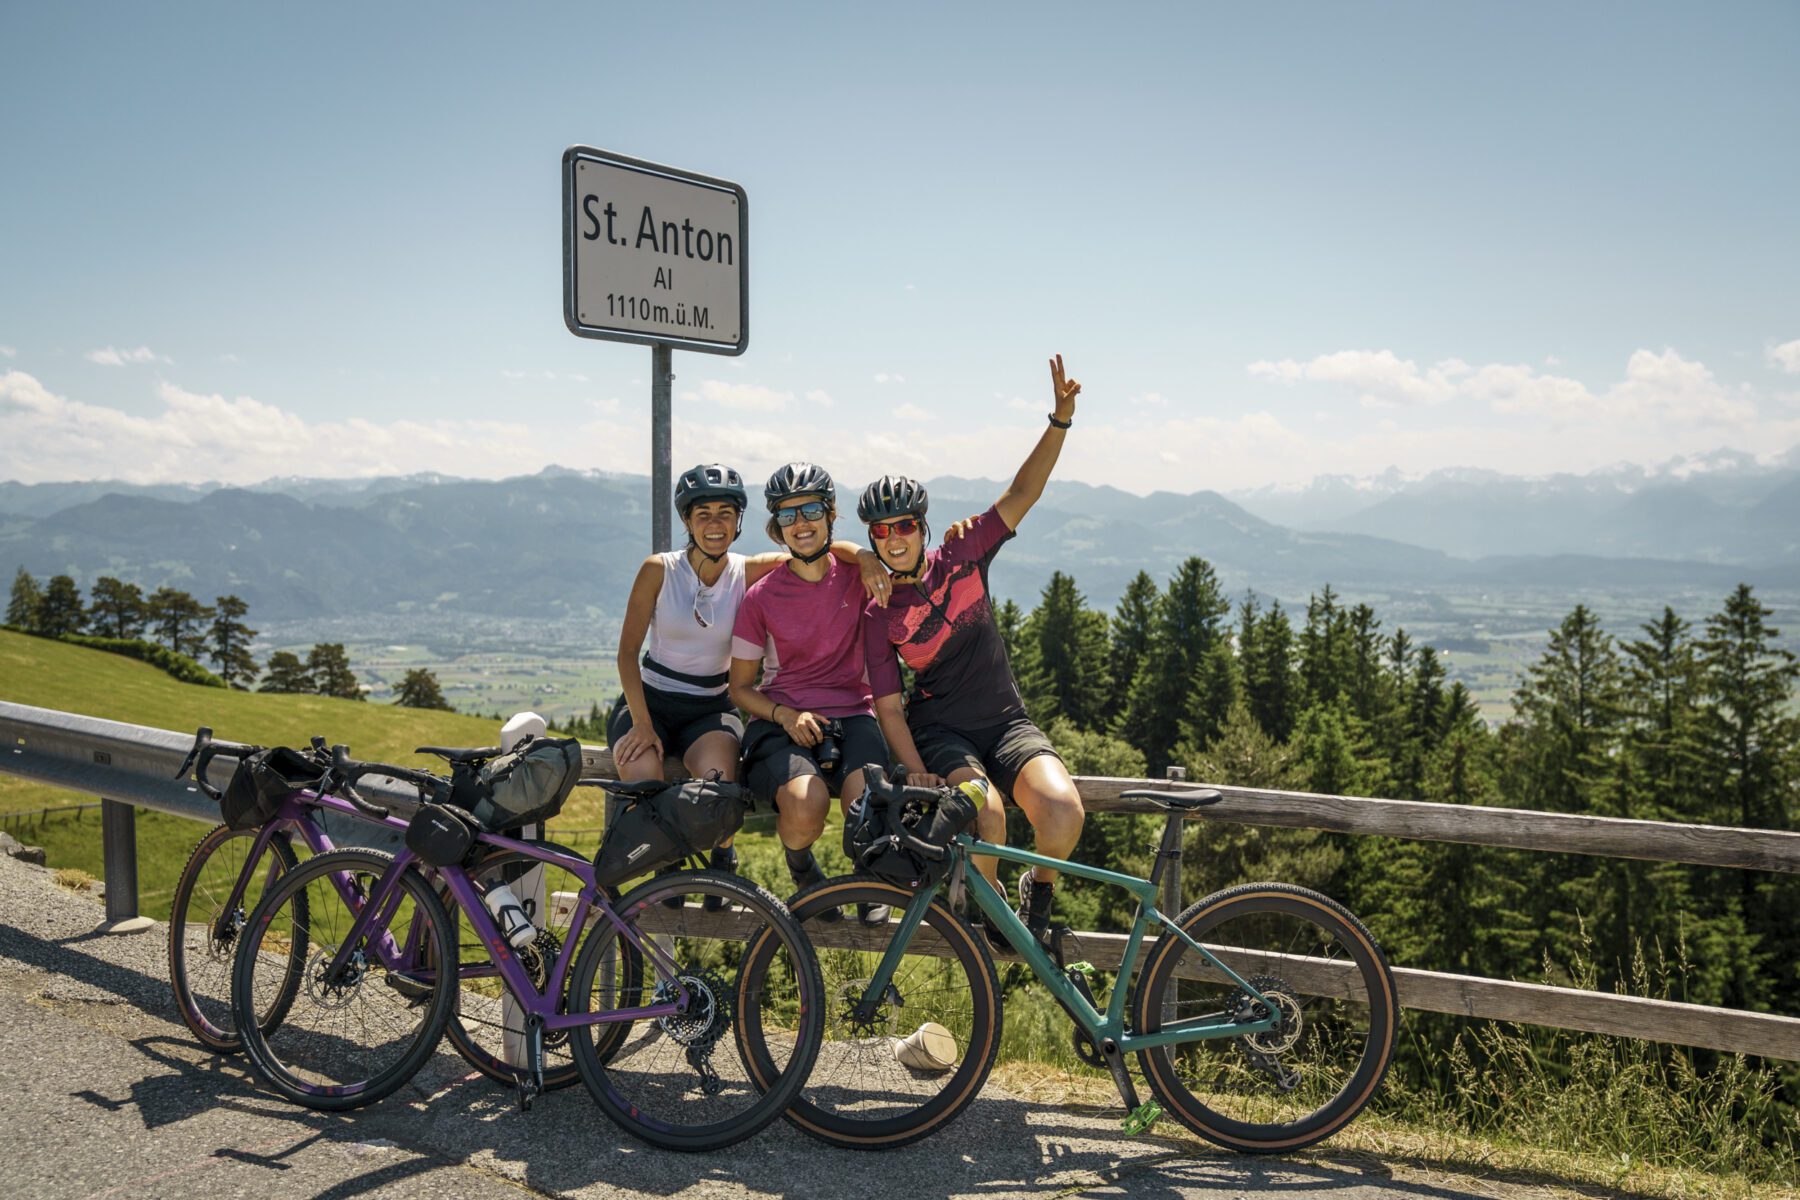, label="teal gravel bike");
[737,767,1398,1152]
